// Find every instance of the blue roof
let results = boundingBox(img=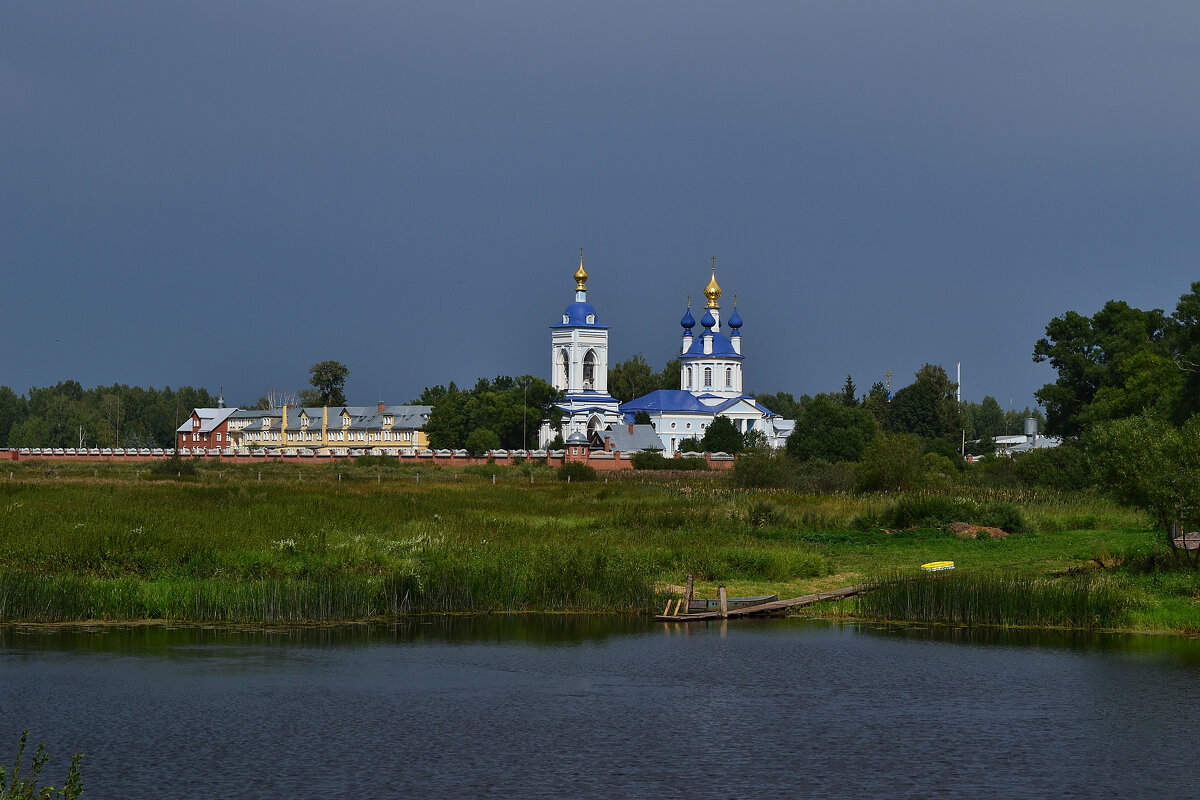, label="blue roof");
[619,390,709,414]
[680,306,695,330]
[728,306,742,331]
[551,301,607,329]
[680,331,743,360]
